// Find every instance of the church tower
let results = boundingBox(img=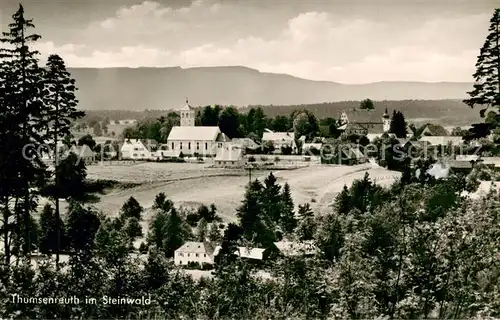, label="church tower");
[382,107,390,132]
[180,98,195,127]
